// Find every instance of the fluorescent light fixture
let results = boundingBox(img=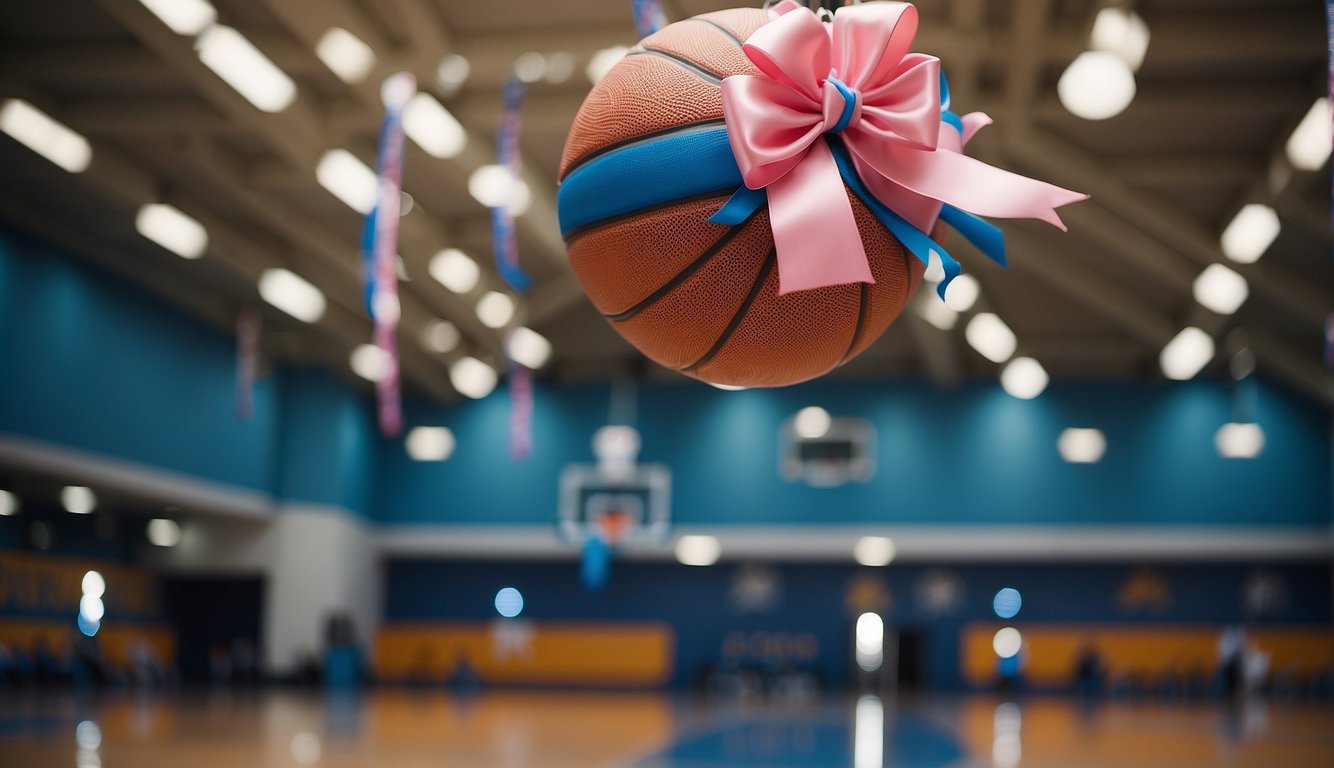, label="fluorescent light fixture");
[916,294,958,331]
[429,248,480,294]
[259,268,326,323]
[1220,203,1280,264]
[675,534,721,566]
[422,319,460,353]
[1058,427,1106,463]
[793,406,831,439]
[403,93,466,159]
[965,312,1017,364]
[992,627,1022,659]
[999,356,1048,399]
[468,164,531,216]
[62,486,96,515]
[316,149,378,214]
[137,0,215,35]
[514,51,546,83]
[0,489,17,516]
[508,326,552,369]
[1215,422,1264,459]
[587,46,631,84]
[494,587,524,618]
[450,356,498,399]
[135,203,208,259]
[0,99,92,173]
[1159,326,1214,380]
[942,273,979,312]
[1286,97,1332,171]
[476,291,515,329]
[406,426,455,461]
[1090,7,1150,71]
[544,52,576,84]
[147,518,182,547]
[1058,51,1136,120]
[853,536,896,567]
[197,26,297,113]
[349,343,392,382]
[315,27,376,84]
[855,612,884,671]
[854,695,883,768]
[1192,263,1248,315]
[81,571,105,598]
